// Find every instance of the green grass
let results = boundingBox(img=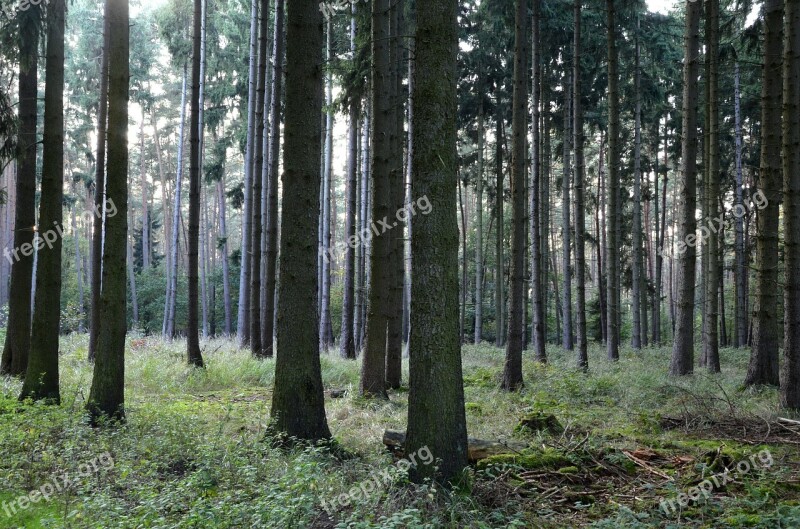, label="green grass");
[0,335,798,528]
